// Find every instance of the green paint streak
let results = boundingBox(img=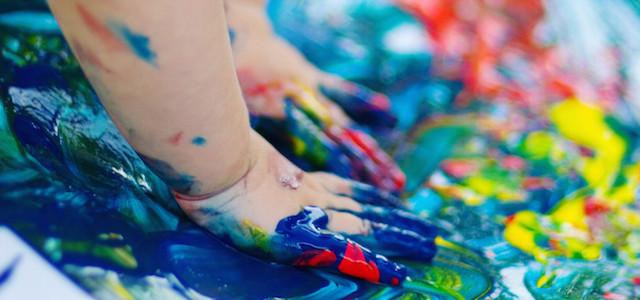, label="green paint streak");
[242,219,272,254]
